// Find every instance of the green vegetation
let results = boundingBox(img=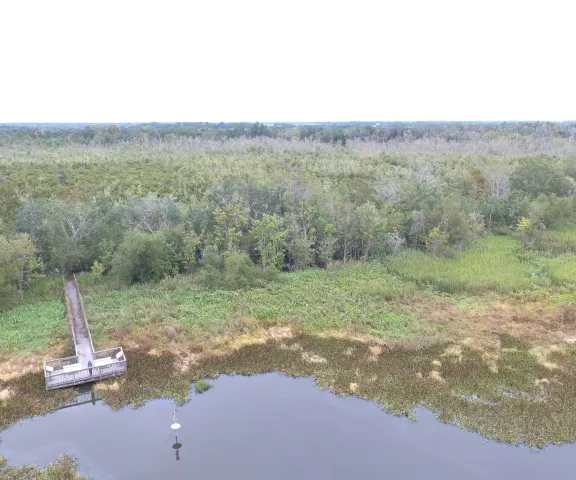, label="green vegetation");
[548,255,576,284]
[386,236,538,294]
[0,233,40,304]
[0,300,67,354]
[553,226,576,249]
[194,379,213,394]
[112,231,177,283]
[76,263,416,344]
[0,454,87,479]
